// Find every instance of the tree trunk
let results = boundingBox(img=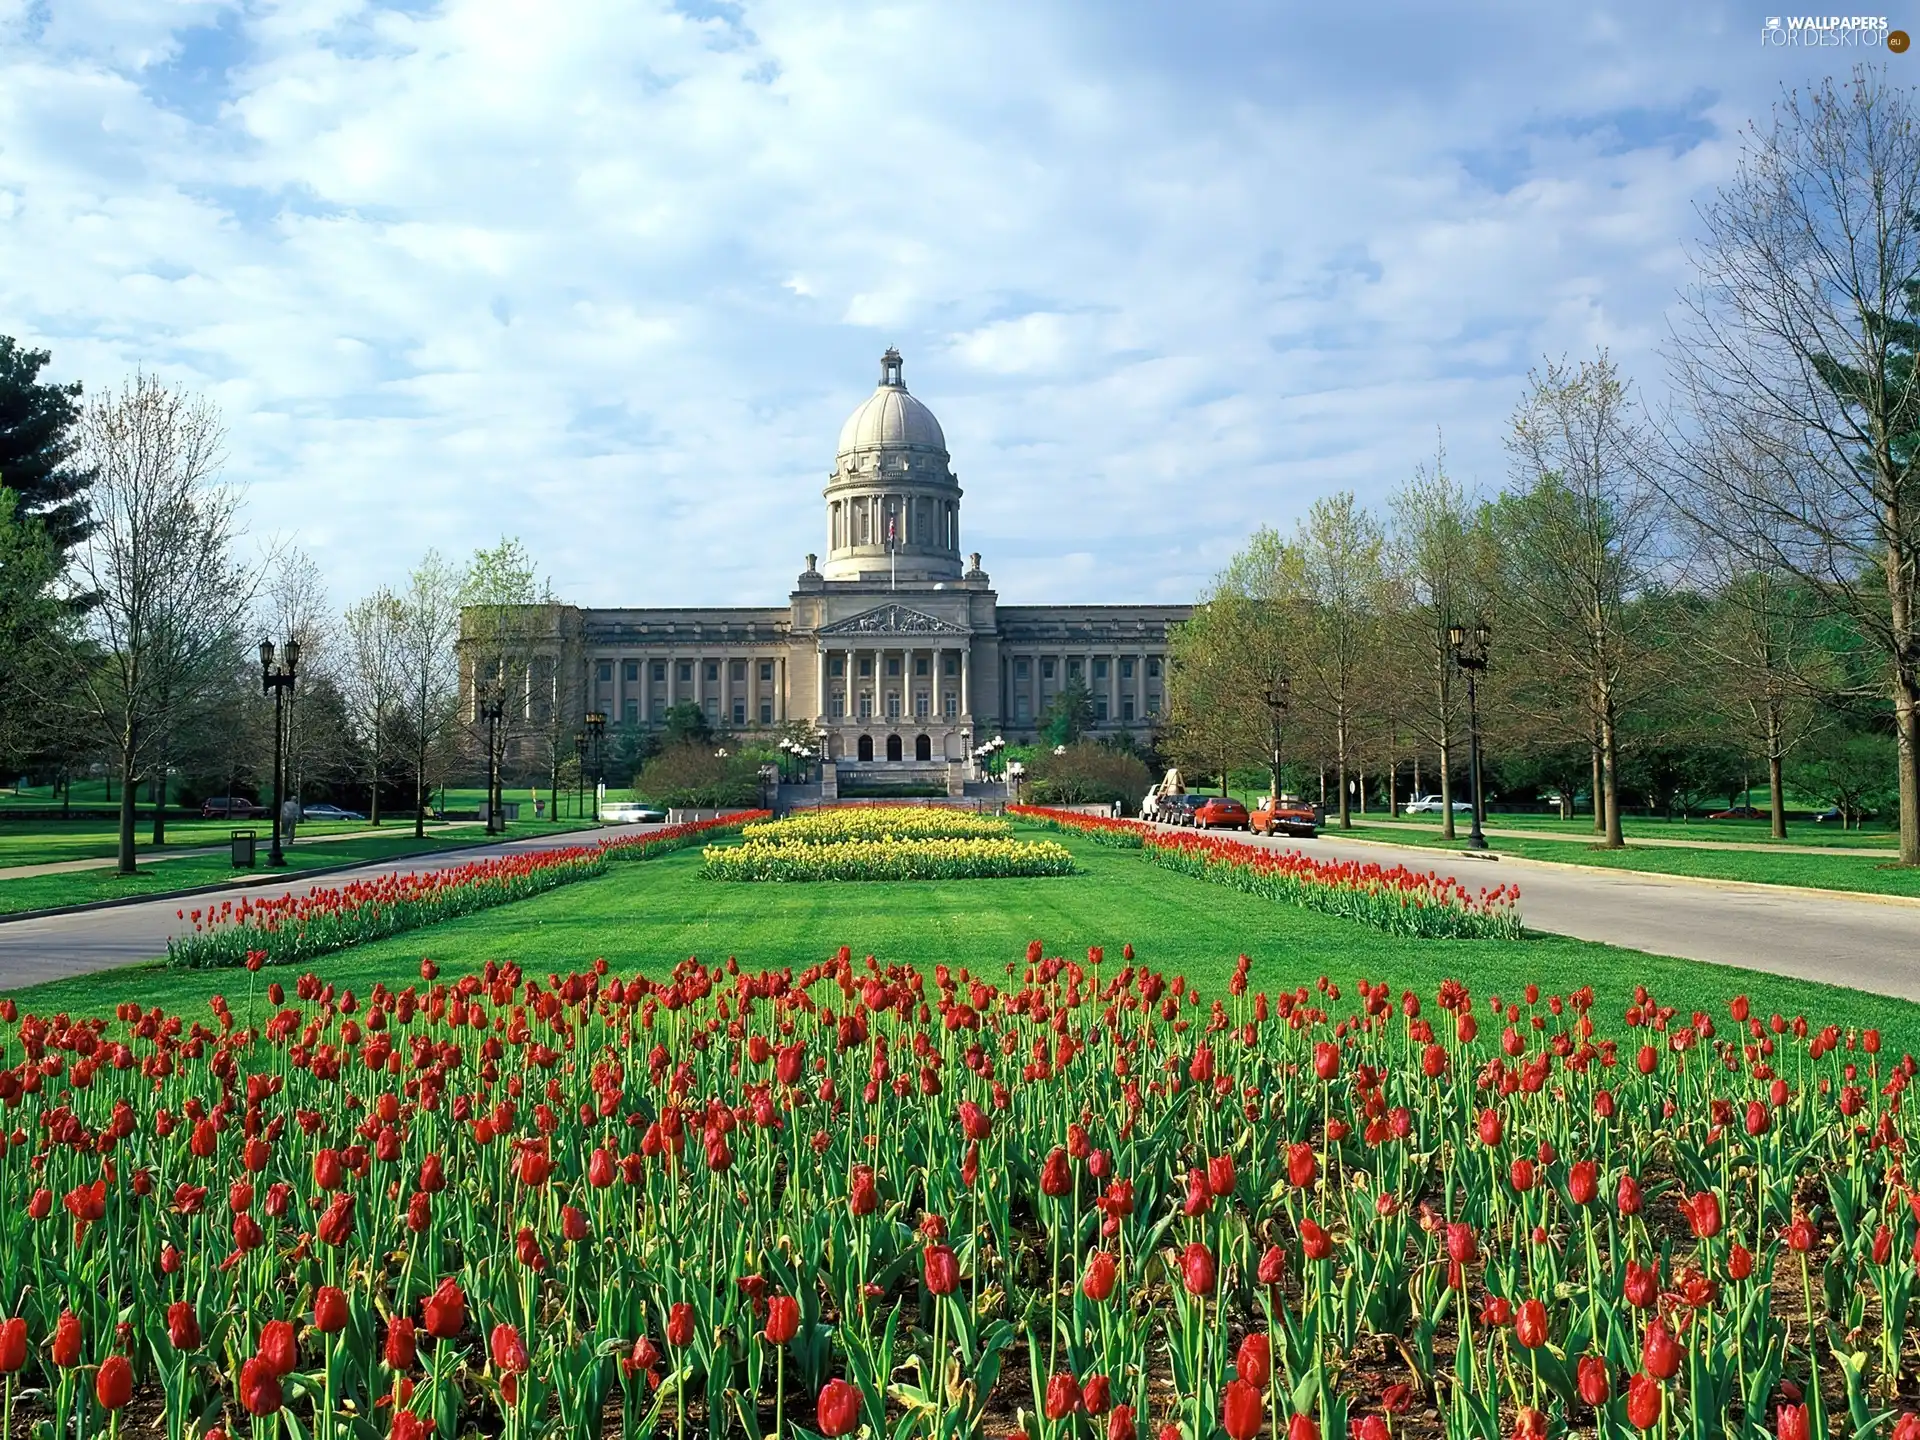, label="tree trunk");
[369,715,382,827]
[1336,714,1351,829]
[1895,680,1920,866]
[1590,741,1605,835]
[117,738,138,875]
[149,738,167,847]
[414,740,428,840]
[1599,703,1625,849]
[1764,700,1786,840]
[1438,738,1455,840]
[1357,766,1366,815]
